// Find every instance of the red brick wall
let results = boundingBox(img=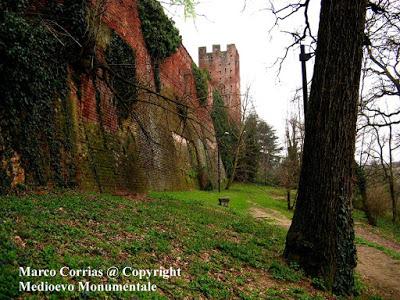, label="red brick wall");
[161,45,215,126]
[69,0,219,193]
[103,0,153,81]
